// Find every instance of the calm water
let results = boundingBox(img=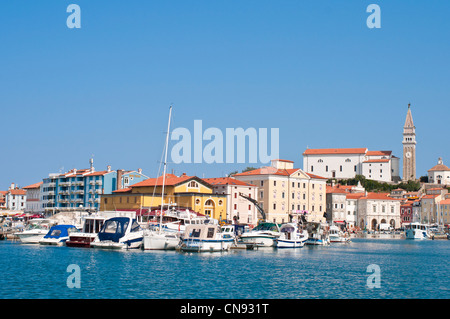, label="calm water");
[1,238,449,299]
